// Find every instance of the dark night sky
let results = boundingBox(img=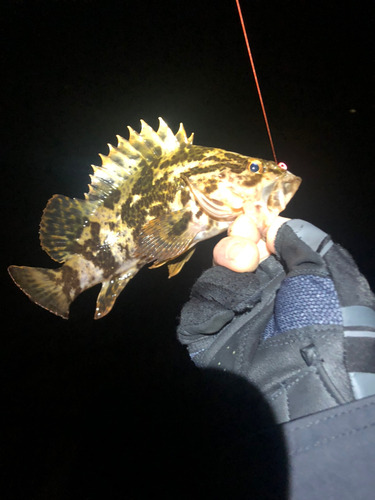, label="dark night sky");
[1,1,374,498]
